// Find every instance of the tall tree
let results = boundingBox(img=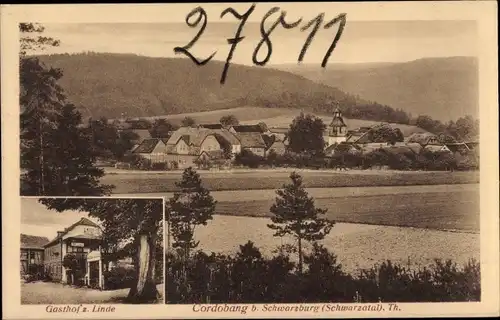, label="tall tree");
[181,116,196,127]
[39,198,163,303]
[268,172,335,274]
[219,114,239,127]
[150,118,176,138]
[20,23,111,196]
[287,113,326,156]
[166,167,216,261]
